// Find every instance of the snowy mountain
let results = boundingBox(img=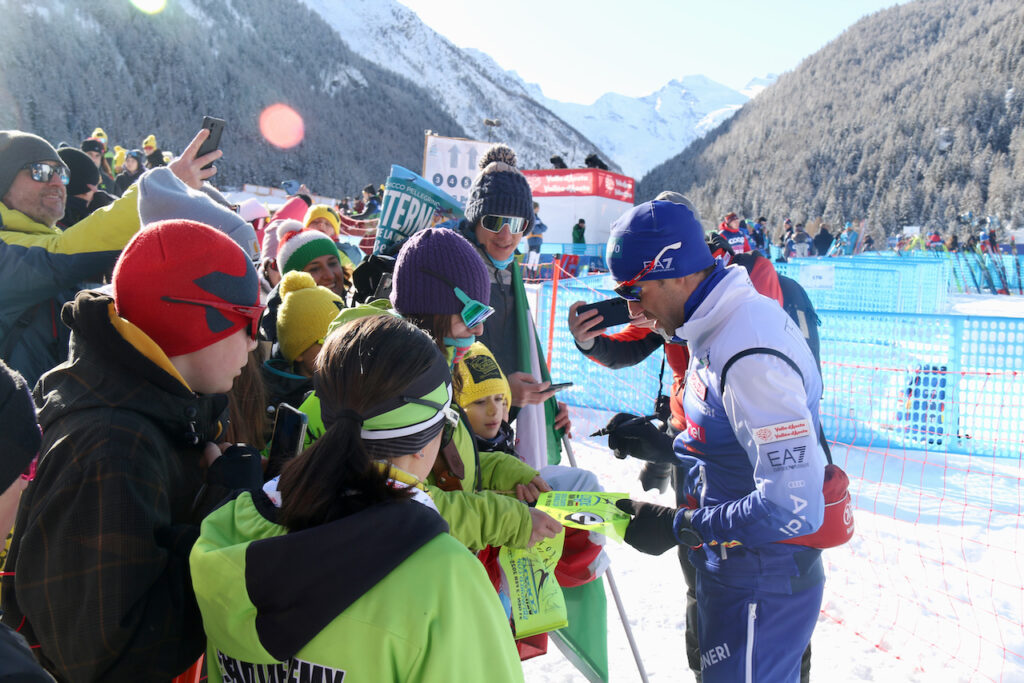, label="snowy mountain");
[525,74,777,179]
[301,0,619,173]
